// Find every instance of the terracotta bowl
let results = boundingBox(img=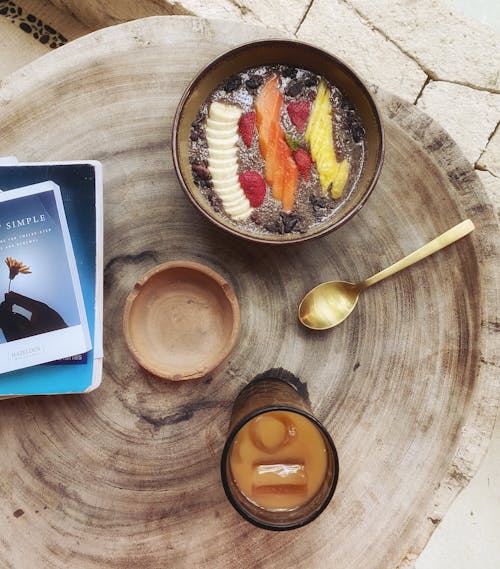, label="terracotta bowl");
[172,39,384,245]
[123,261,240,381]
